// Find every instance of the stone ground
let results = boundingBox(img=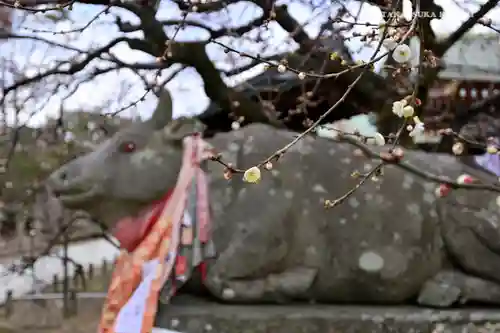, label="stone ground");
[4,291,500,333]
[158,297,500,333]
